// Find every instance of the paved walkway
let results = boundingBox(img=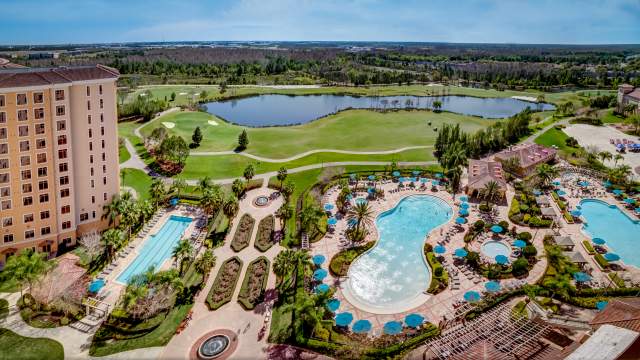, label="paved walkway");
[119,137,148,171]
